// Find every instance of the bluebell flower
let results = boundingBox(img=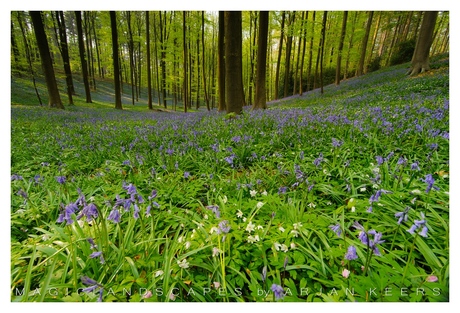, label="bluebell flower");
[397,157,407,166]
[217,220,231,234]
[89,251,105,264]
[148,189,158,200]
[57,203,78,225]
[77,203,99,222]
[407,212,428,237]
[421,174,439,193]
[328,224,342,237]
[11,174,23,181]
[206,205,220,218]
[87,238,97,250]
[375,156,384,165]
[133,204,140,219]
[345,245,358,260]
[270,284,285,300]
[411,161,420,171]
[184,172,190,179]
[313,153,323,168]
[107,208,121,223]
[56,176,66,184]
[261,266,267,282]
[278,186,288,194]
[17,189,28,199]
[332,138,343,148]
[395,207,410,224]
